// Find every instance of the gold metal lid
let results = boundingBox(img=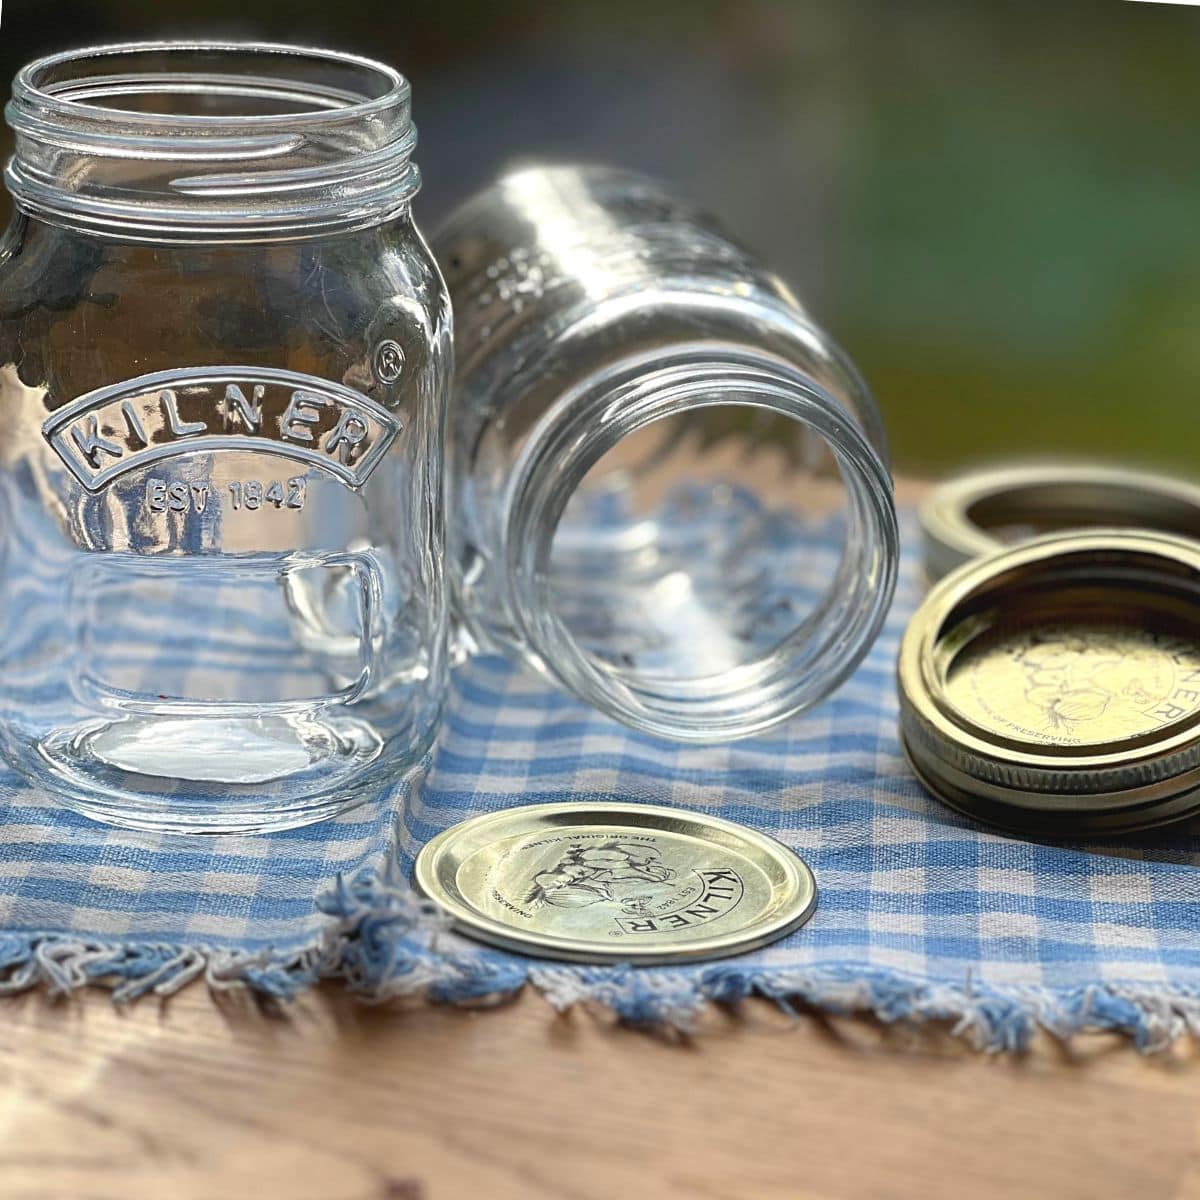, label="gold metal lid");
[920,462,1200,583]
[414,802,817,963]
[899,530,1200,836]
